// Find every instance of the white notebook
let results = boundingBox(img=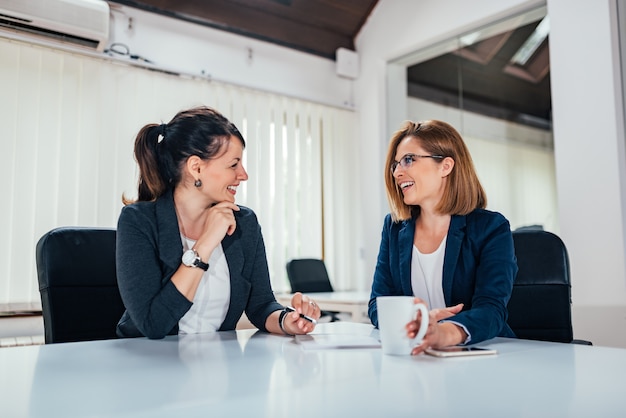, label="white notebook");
[295,333,381,350]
